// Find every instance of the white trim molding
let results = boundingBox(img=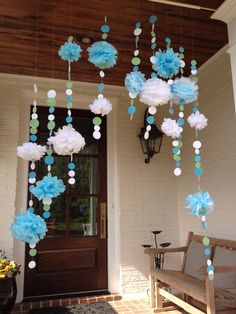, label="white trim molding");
[211,0,236,23]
